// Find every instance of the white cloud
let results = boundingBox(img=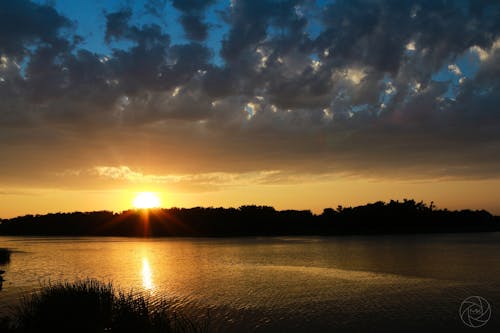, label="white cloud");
[94,166,179,183]
[172,86,181,97]
[0,55,8,69]
[255,47,268,70]
[470,39,500,62]
[406,41,416,51]
[448,64,462,76]
[311,59,322,72]
[385,81,396,95]
[345,68,365,85]
[244,102,256,120]
[322,108,333,121]
[90,166,294,188]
